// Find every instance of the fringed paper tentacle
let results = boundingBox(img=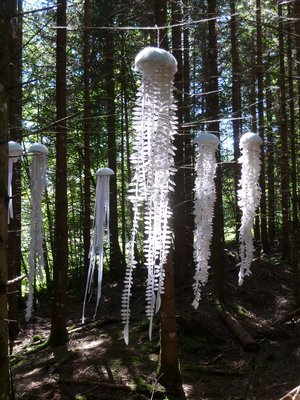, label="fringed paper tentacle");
[192,133,219,309]
[26,145,48,322]
[82,170,113,324]
[121,47,177,343]
[8,158,14,222]
[237,132,262,285]
[8,141,23,222]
